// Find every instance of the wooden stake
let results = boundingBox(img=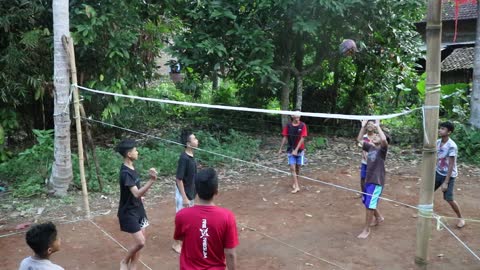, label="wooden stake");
[79,104,104,191]
[62,36,91,219]
[415,0,442,268]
